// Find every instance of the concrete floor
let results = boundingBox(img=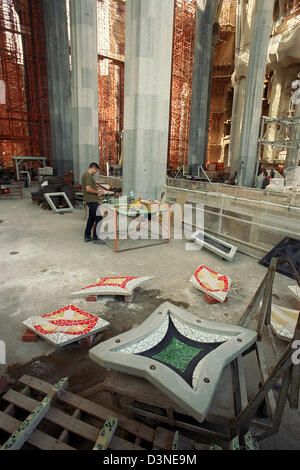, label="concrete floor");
[0,186,299,449]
